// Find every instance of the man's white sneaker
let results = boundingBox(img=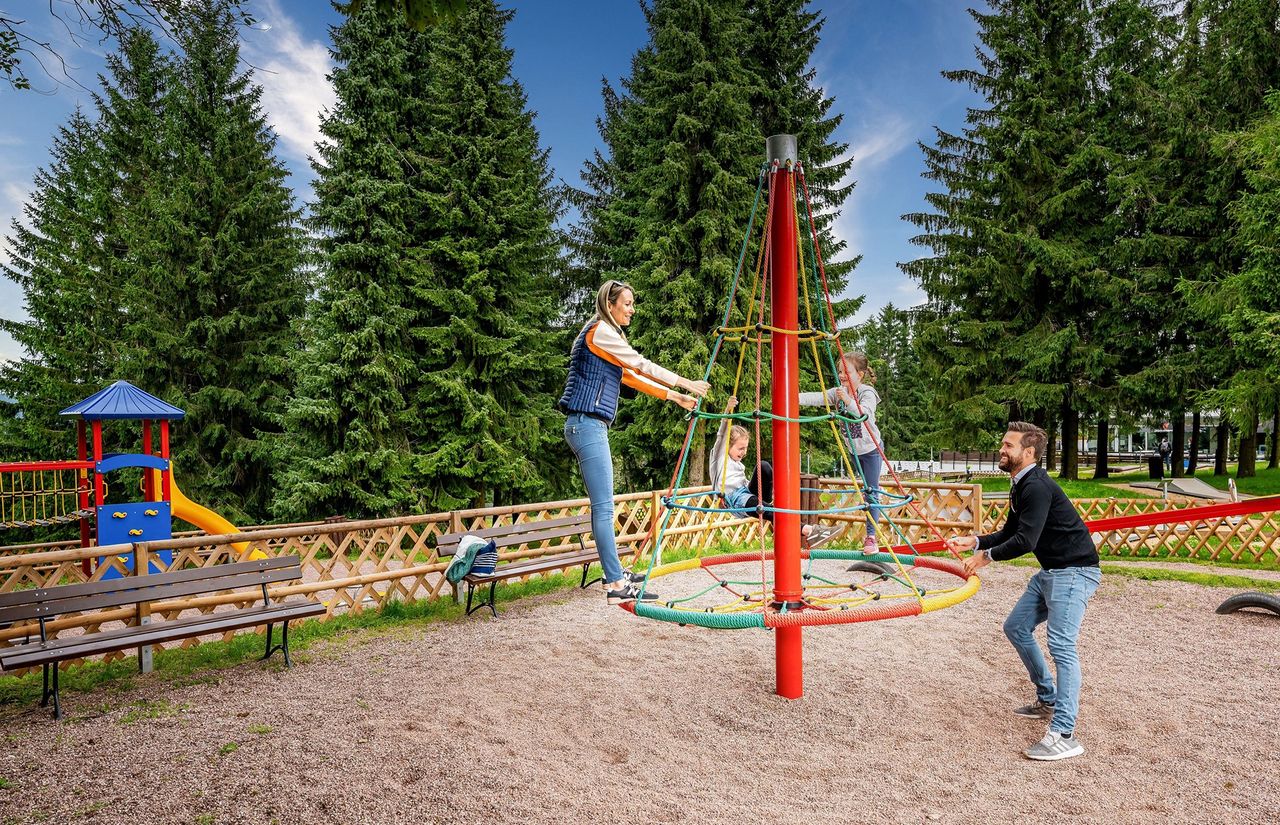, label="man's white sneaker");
[1024,730,1084,761]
